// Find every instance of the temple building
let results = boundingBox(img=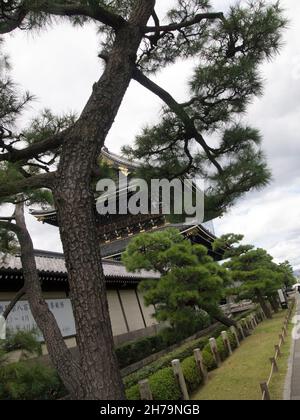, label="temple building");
[0,250,160,347]
[30,148,224,262]
[0,149,224,348]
